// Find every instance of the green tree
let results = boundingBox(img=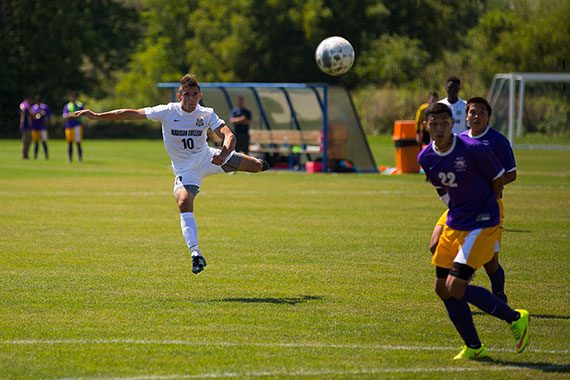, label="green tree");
[0,0,141,136]
[105,0,198,109]
[467,0,570,82]
[355,35,429,86]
